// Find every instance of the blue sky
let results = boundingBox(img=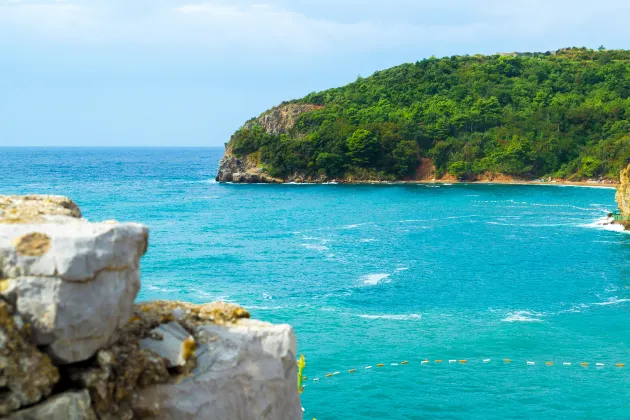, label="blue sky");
[1,0,629,147]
